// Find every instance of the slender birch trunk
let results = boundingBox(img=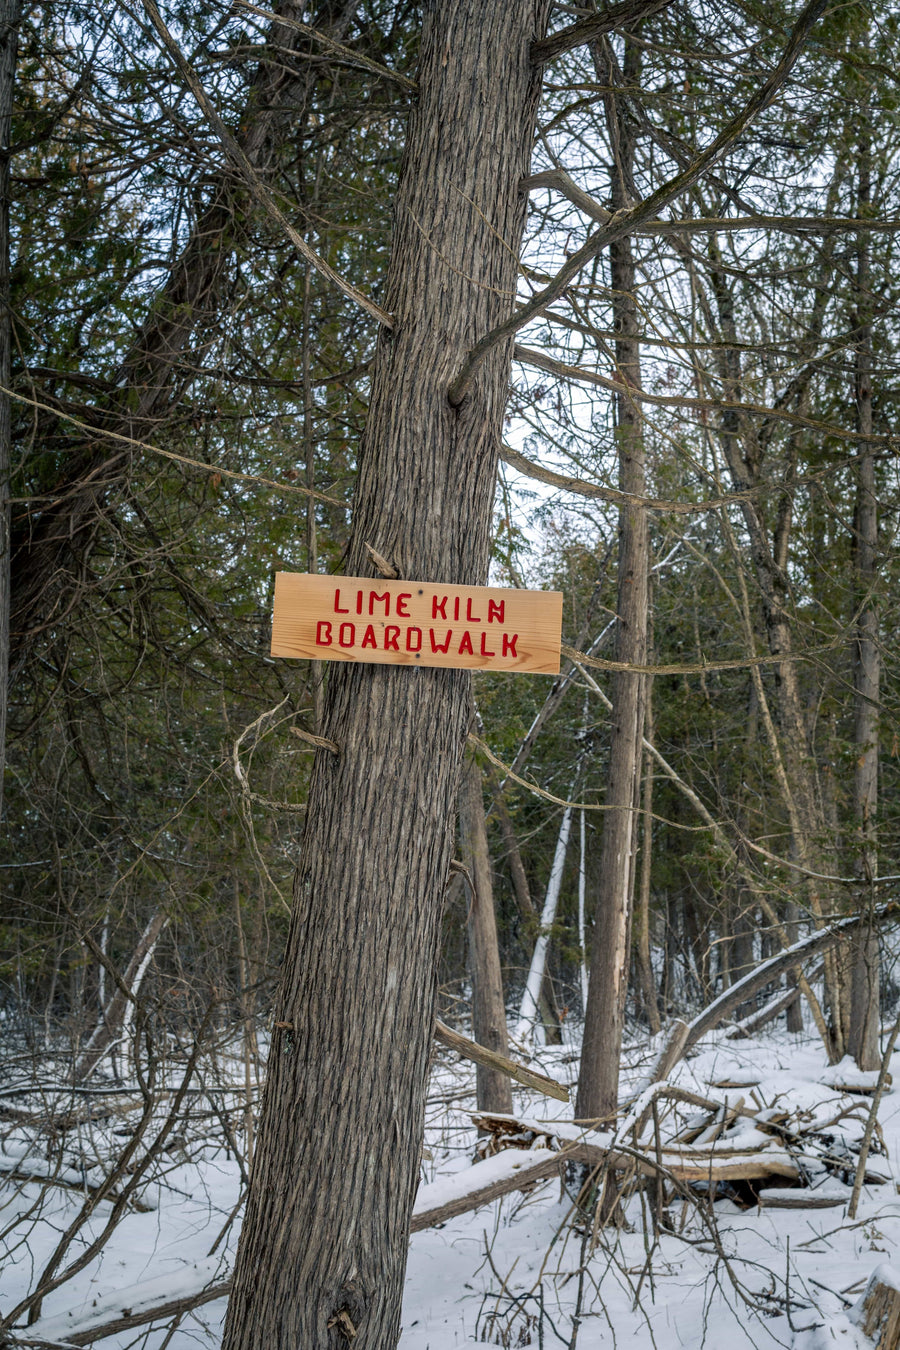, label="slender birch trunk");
[577,809,590,1012]
[635,699,660,1034]
[76,909,169,1080]
[516,801,573,1044]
